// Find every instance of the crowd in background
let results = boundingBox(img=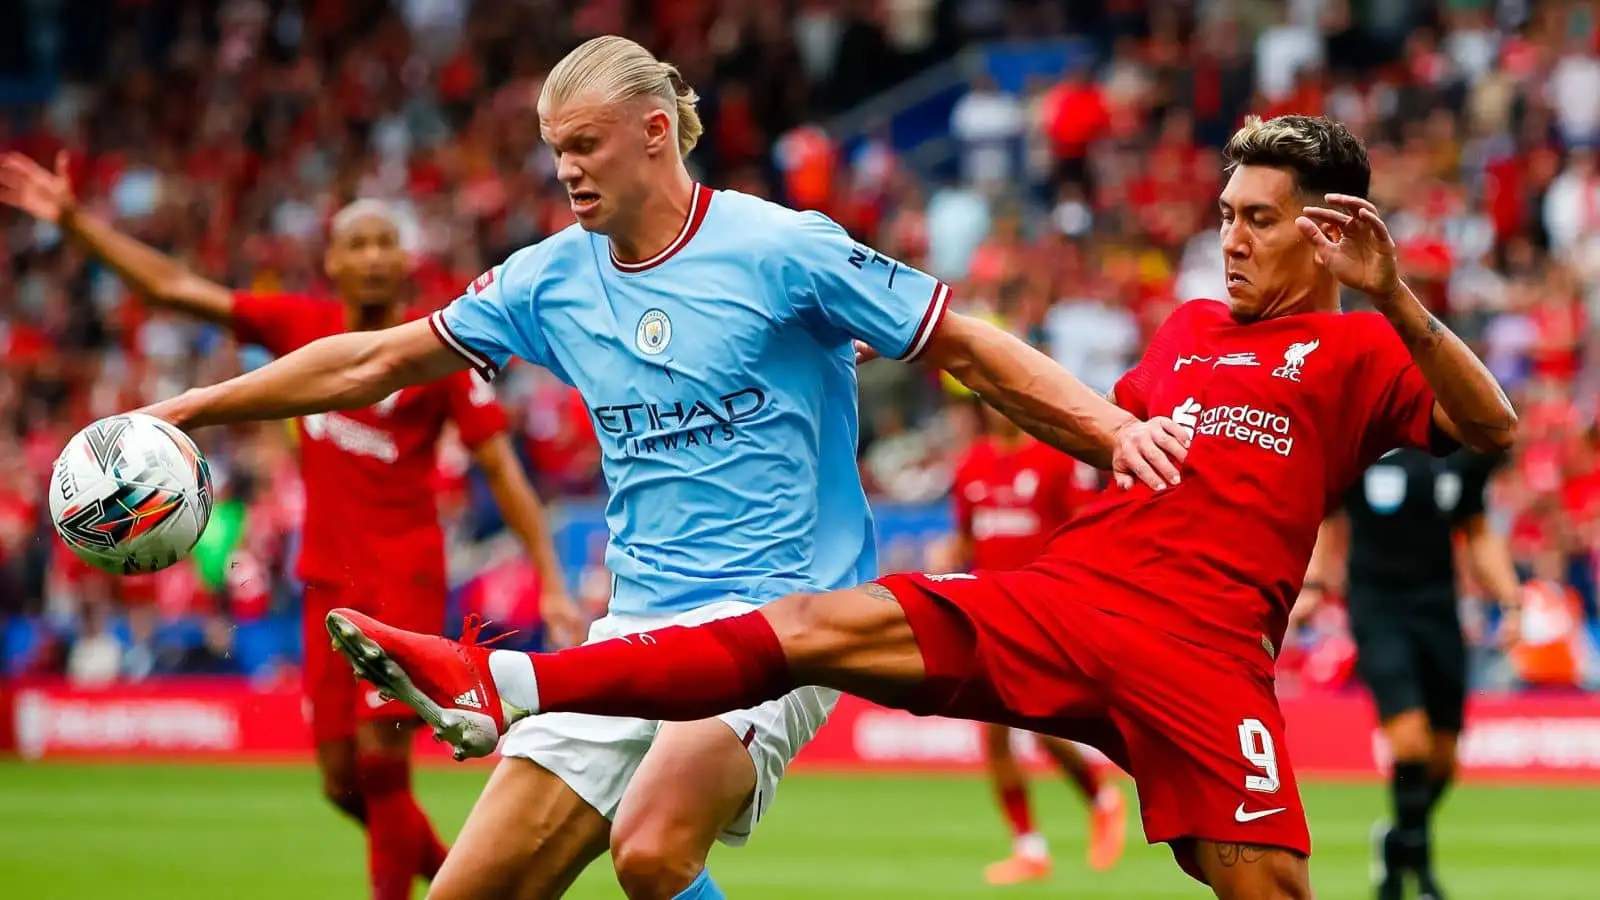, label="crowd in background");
[2,0,1599,691]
